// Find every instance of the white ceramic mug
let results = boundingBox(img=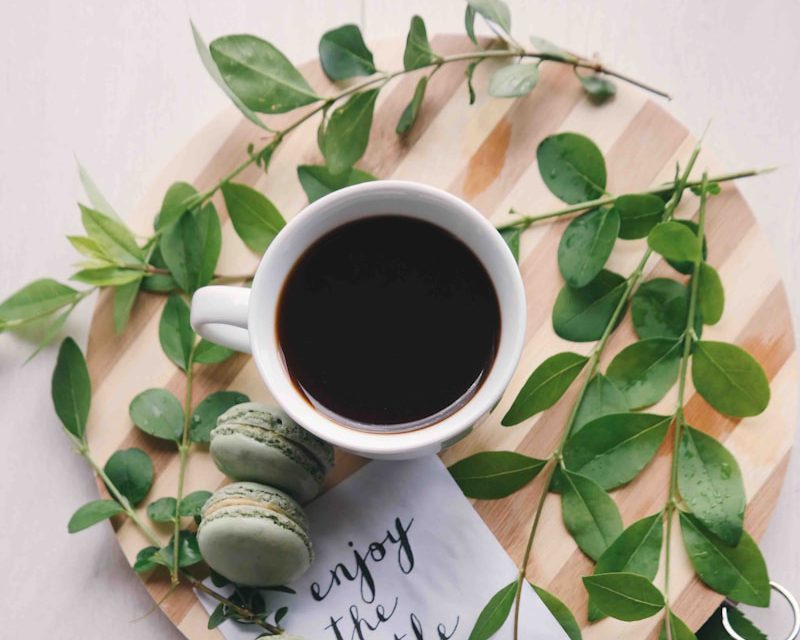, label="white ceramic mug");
[191,180,526,460]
